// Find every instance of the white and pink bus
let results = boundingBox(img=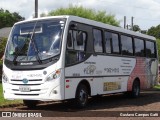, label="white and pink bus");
[2,15,158,108]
